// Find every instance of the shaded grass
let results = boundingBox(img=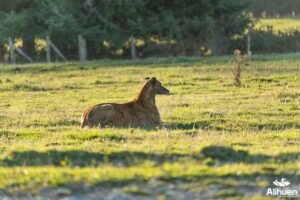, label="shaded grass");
[1,147,298,167]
